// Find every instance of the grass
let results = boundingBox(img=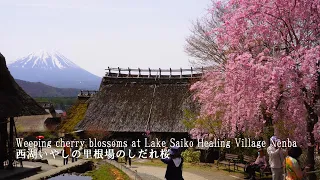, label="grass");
[84,163,131,180]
